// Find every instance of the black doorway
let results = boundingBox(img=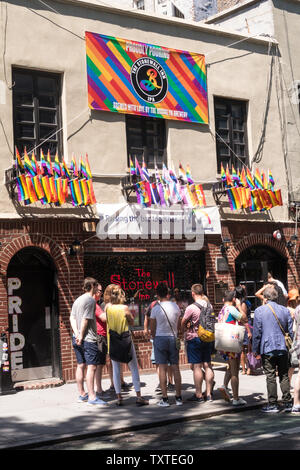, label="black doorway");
[235,244,287,311]
[7,247,61,382]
